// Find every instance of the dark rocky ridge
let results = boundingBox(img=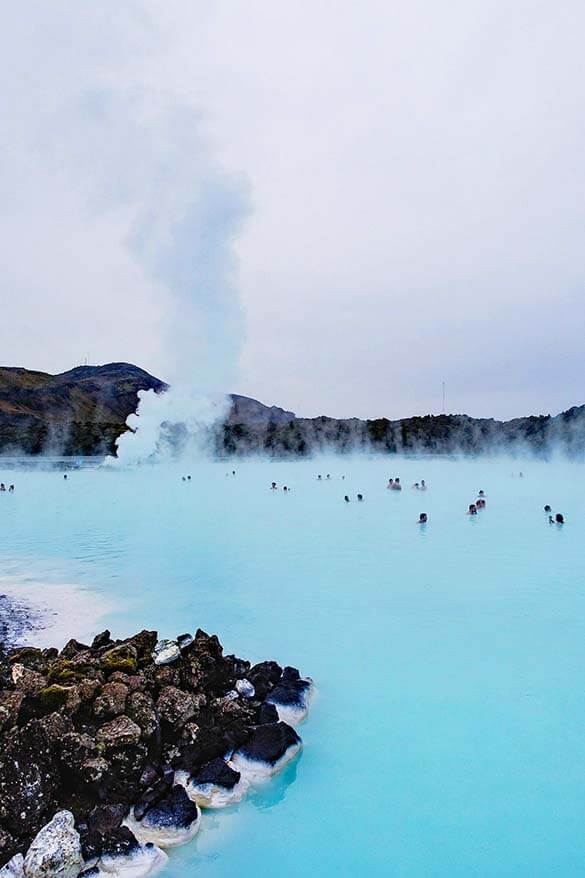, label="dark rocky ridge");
[0,627,305,868]
[1,362,584,457]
